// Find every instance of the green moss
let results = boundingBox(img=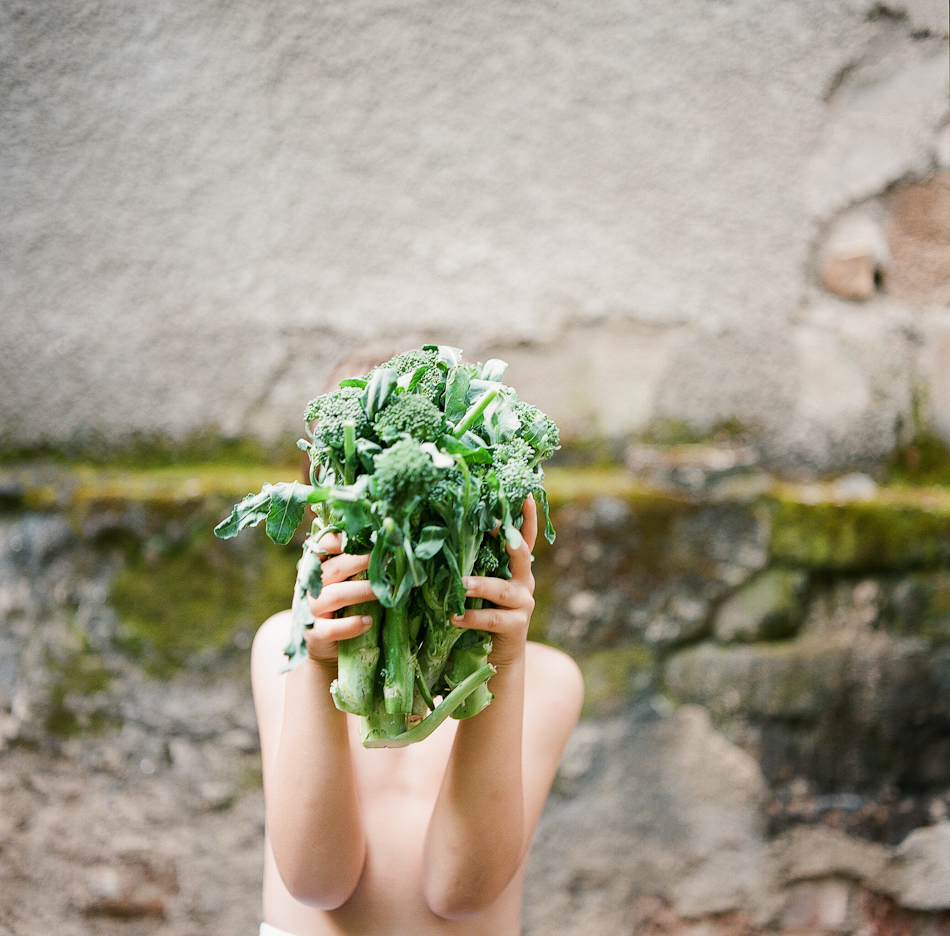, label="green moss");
[43,630,117,738]
[578,644,655,718]
[110,522,301,678]
[887,432,950,488]
[641,417,749,446]
[0,432,294,470]
[768,495,950,572]
[543,466,689,510]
